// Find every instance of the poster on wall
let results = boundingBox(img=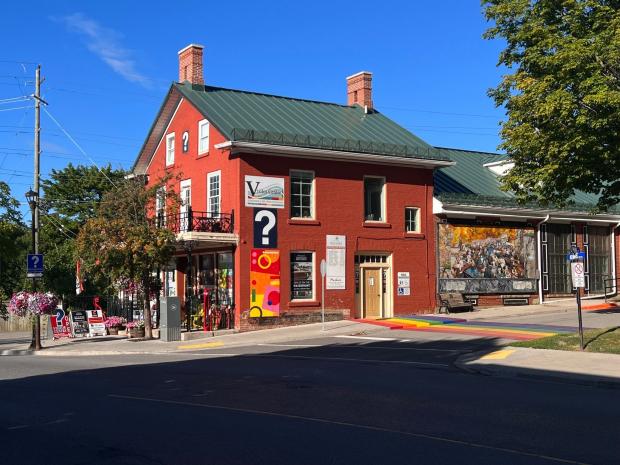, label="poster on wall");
[397,272,410,296]
[291,252,313,299]
[326,235,346,290]
[245,176,285,209]
[253,208,278,248]
[249,249,281,317]
[438,224,536,279]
